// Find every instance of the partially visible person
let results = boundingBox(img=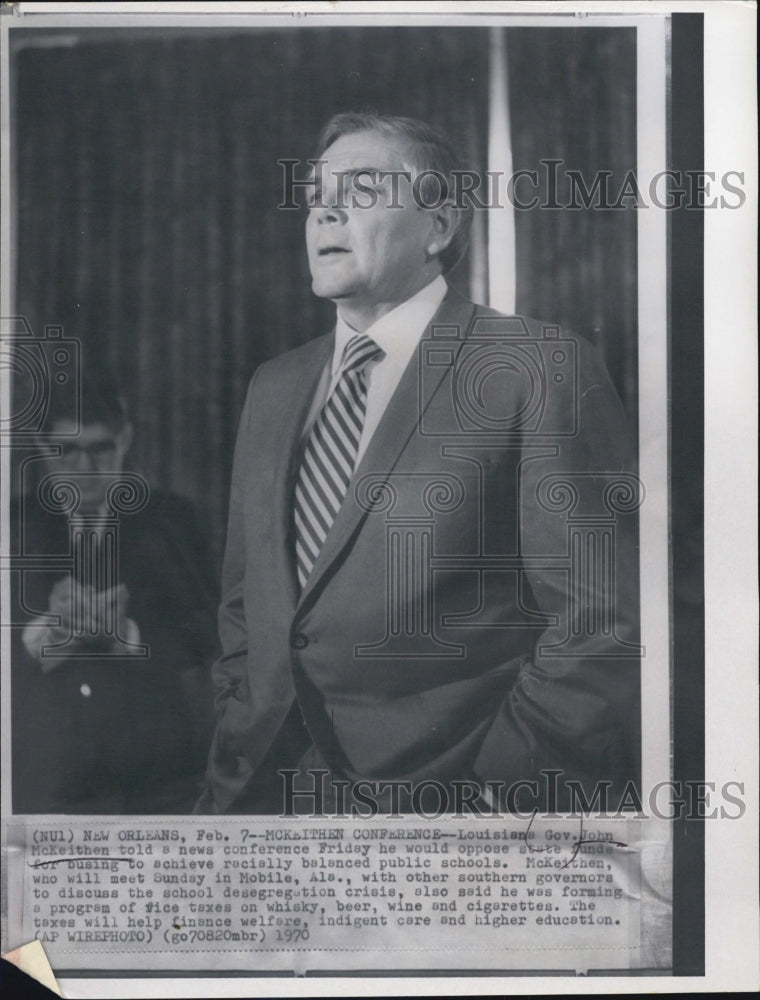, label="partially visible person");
[11,371,218,813]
